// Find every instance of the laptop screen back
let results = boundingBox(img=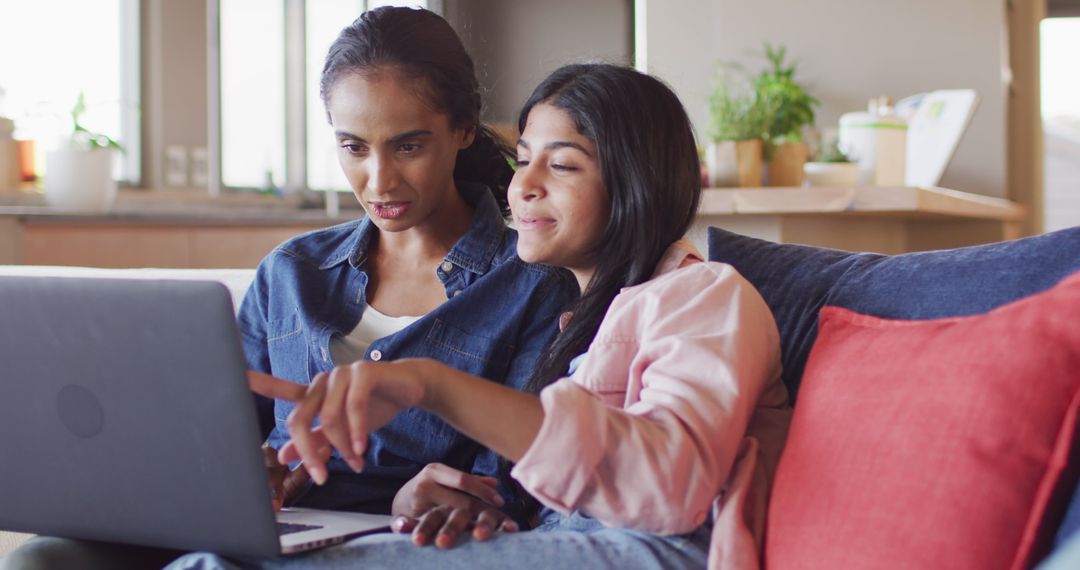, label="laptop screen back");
[0,277,280,558]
